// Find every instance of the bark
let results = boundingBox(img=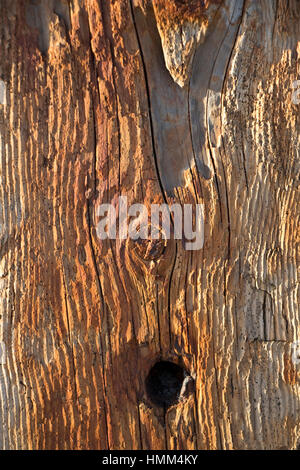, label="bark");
[0,0,299,450]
